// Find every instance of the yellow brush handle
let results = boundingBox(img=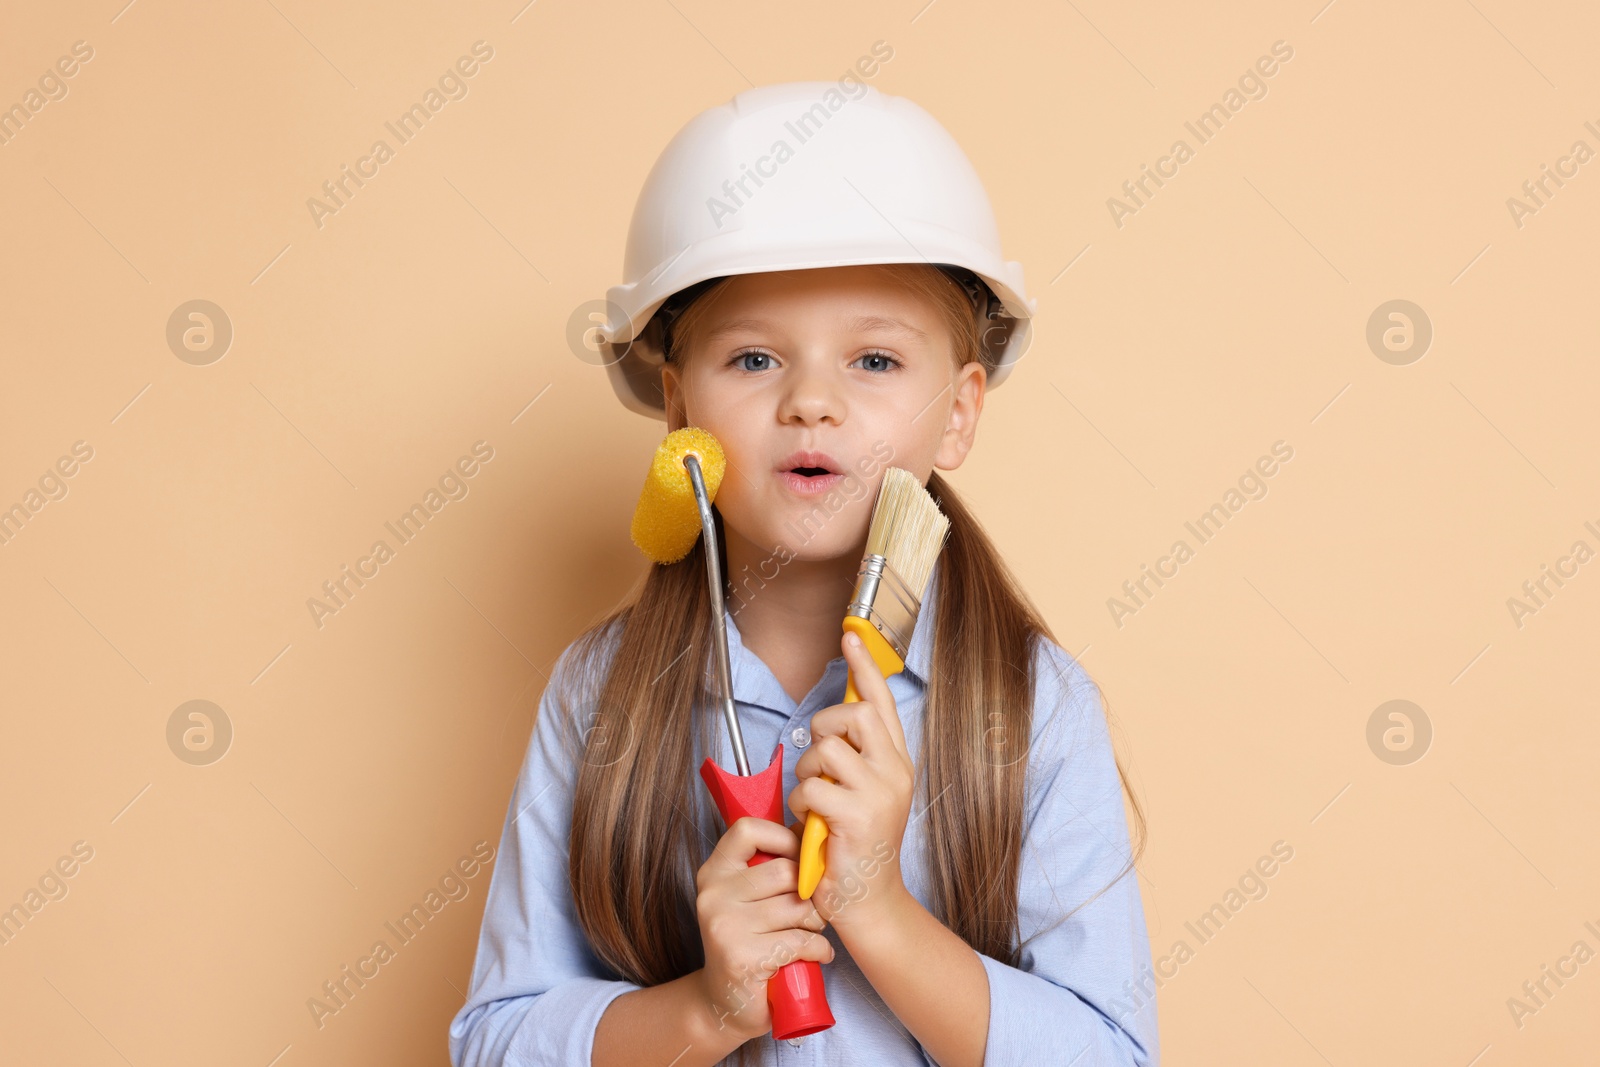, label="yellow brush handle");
[797,617,906,900]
